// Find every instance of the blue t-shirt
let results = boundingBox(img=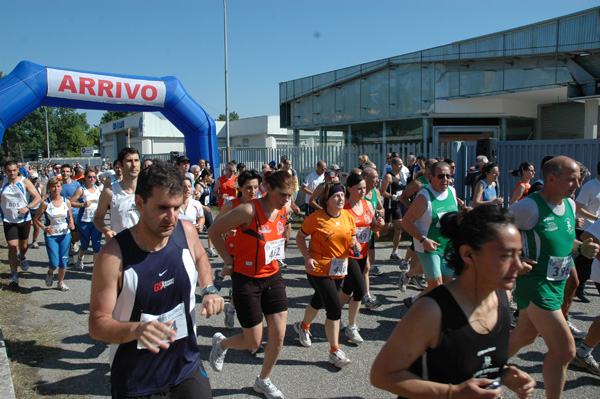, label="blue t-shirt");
[61,179,82,216]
